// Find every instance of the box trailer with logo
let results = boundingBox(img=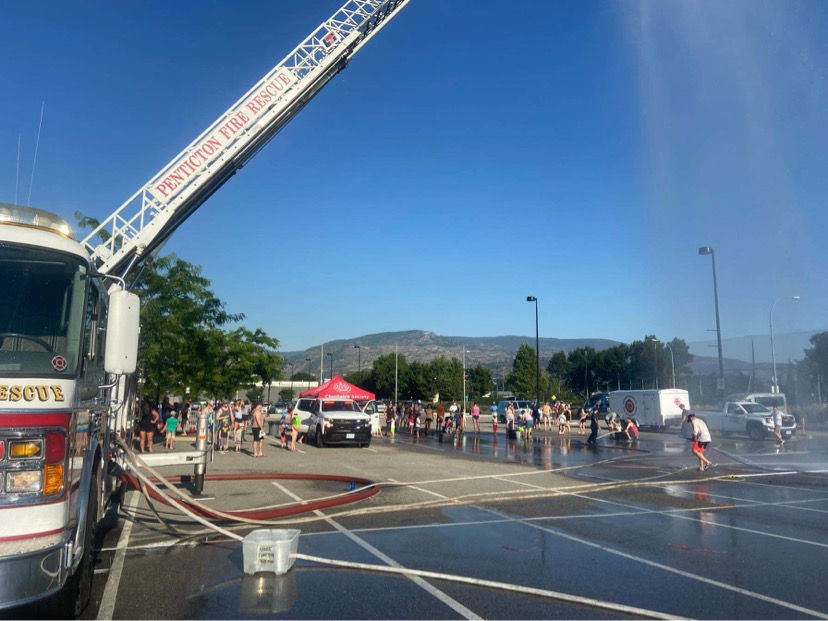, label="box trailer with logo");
[608,389,689,429]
